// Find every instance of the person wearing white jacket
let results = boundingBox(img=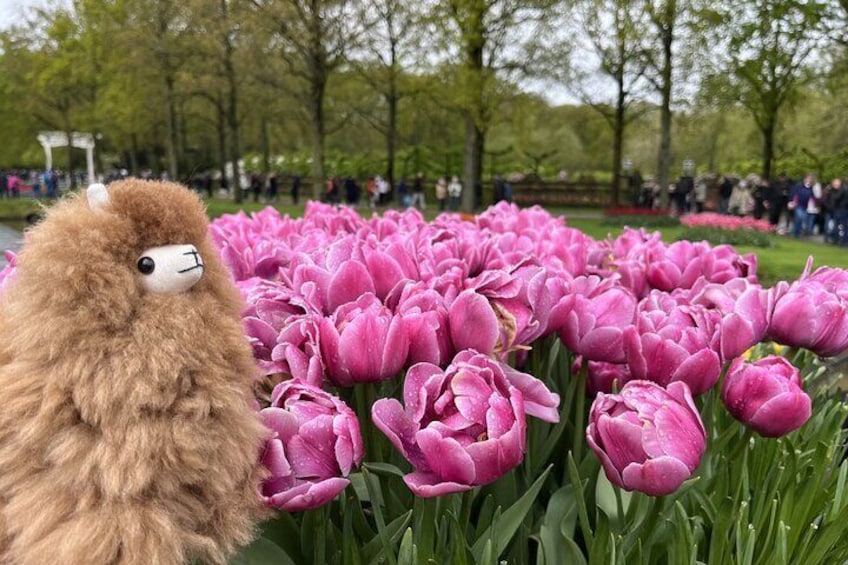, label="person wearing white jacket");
[447,176,463,211]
